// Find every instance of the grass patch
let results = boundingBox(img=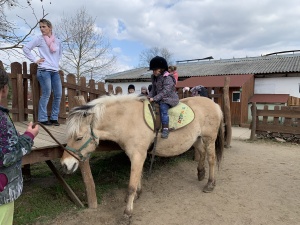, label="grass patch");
[15,149,194,224]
